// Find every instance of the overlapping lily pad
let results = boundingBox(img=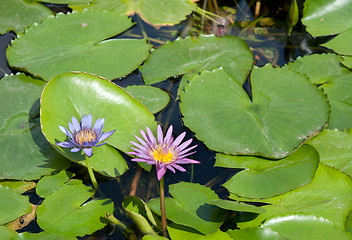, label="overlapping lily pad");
[147,182,227,234]
[0,74,70,180]
[216,145,319,198]
[168,227,233,240]
[12,232,77,240]
[36,171,78,198]
[0,226,17,240]
[232,163,352,229]
[140,35,253,85]
[322,28,352,56]
[36,183,114,237]
[70,0,198,27]
[302,0,352,36]
[0,0,53,34]
[125,85,170,113]
[227,227,283,240]
[40,72,157,177]
[7,10,152,81]
[180,66,329,158]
